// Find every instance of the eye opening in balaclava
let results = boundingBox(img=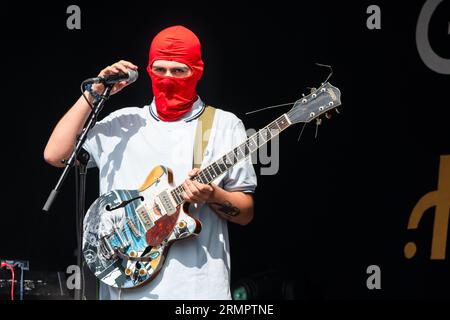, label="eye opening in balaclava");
[150,60,193,79]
